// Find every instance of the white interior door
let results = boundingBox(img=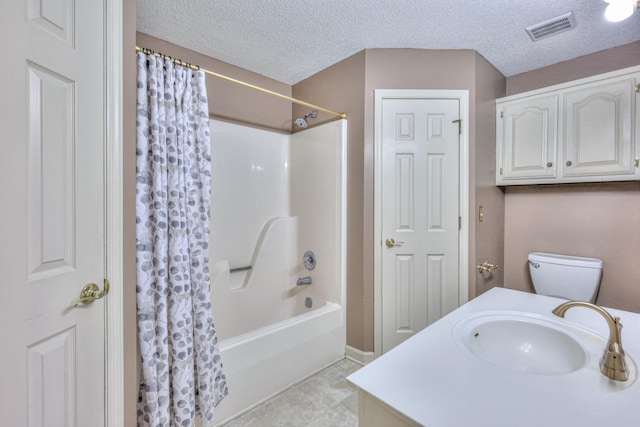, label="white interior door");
[379,96,461,353]
[0,0,107,425]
